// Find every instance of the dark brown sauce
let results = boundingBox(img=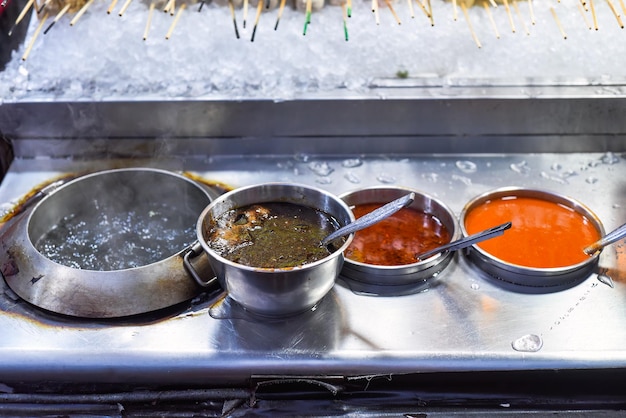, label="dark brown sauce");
[207,202,342,269]
[345,203,451,266]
